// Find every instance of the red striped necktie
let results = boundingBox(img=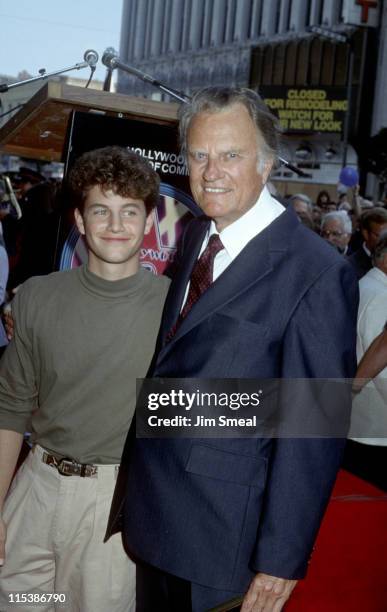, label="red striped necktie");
[167,234,224,341]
